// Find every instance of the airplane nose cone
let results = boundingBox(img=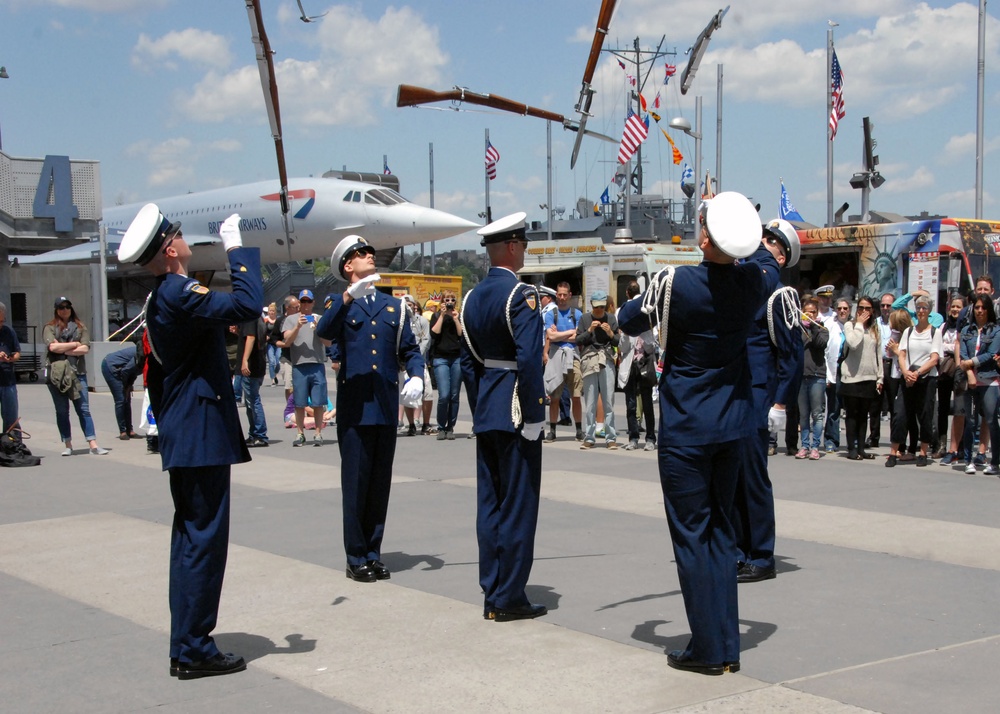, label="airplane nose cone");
[412,207,480,241]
